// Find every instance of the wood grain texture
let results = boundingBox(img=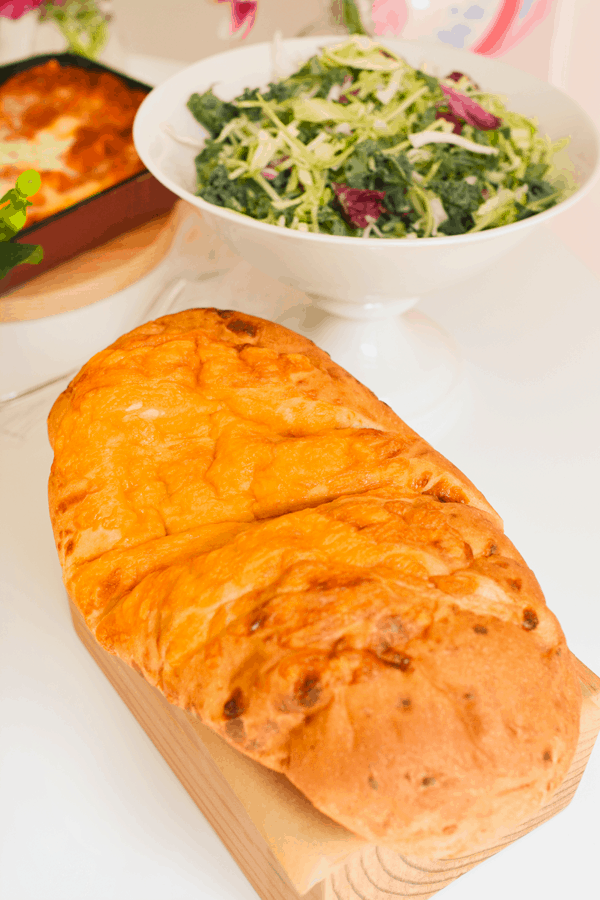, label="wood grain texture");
[0,202,186,324]
[69,601,599,900]
[71,600,326,900]
[326,655,600,900]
